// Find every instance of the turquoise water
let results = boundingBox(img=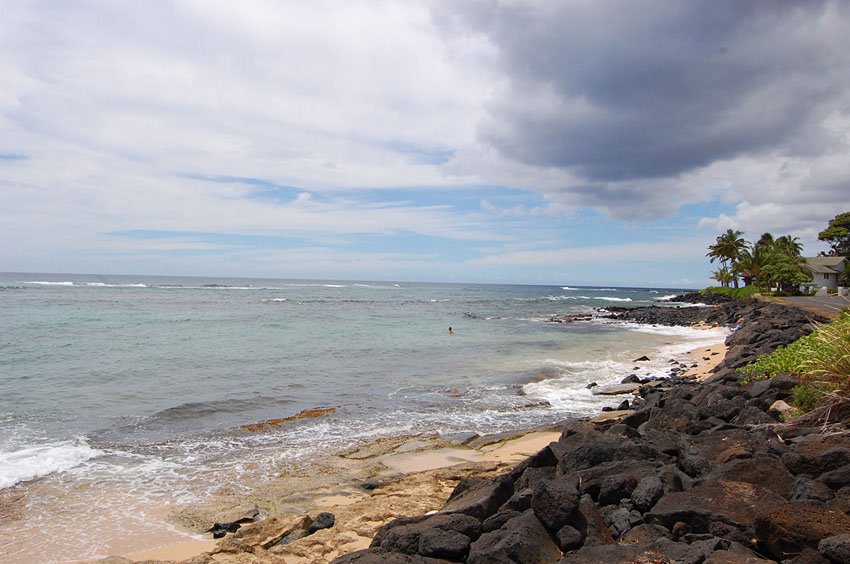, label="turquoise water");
[0,273,724,562]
